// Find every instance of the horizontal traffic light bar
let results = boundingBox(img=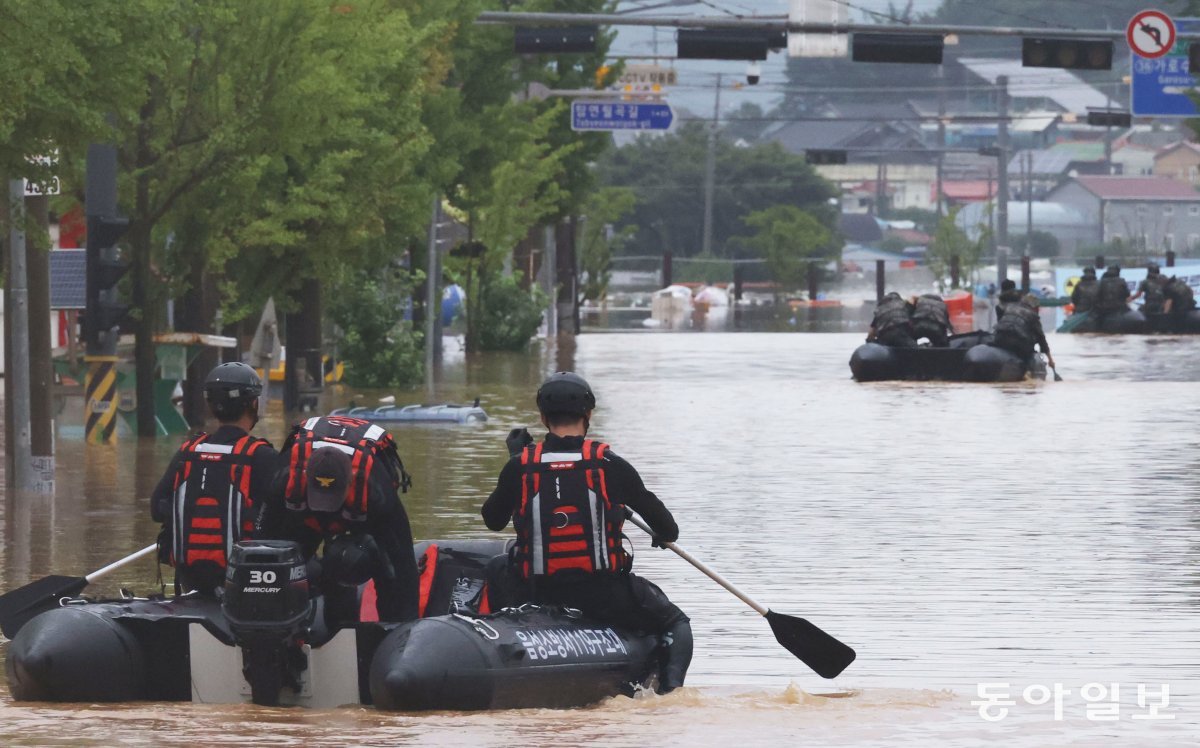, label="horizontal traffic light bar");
[478,11,1159,41]
[852,33,944,64]
[677,29,769,60]
[514,26,598,54]
[1086,109,1132,128]
[1022,37,1112,70]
